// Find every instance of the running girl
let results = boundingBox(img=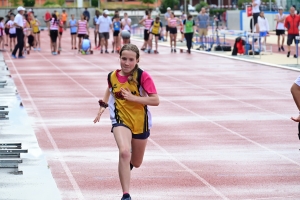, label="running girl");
[58,14,64,51]
[0,17,4,50]
[93,44,159,200]
[6,14,16,52]
[139,11,153,51]
[49,13,59,55]
[148,16,162,54]
[30,14,41,51]
[168,12,181,53]
[183,15,196,54]
[77,14,89,53]
[112,14,121,53]
[69,14,77,50]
